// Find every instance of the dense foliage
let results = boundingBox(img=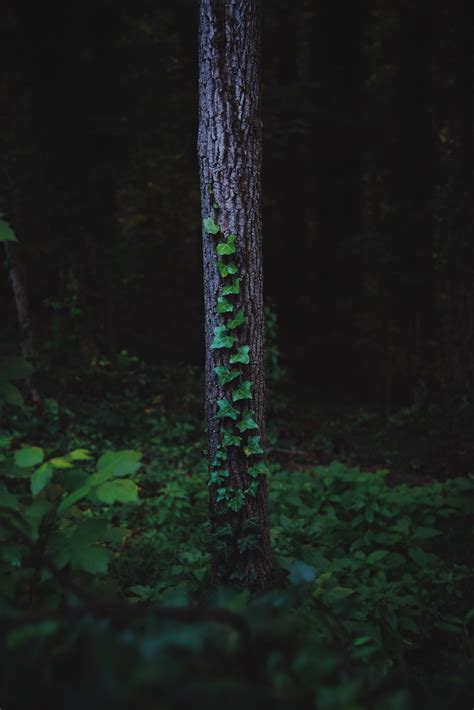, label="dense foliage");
[1,360,472,709]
